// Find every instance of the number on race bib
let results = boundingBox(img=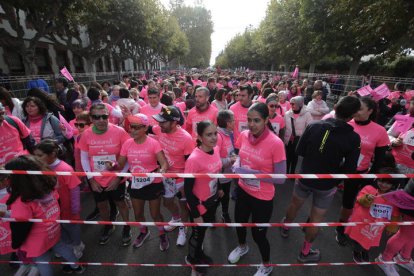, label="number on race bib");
[131,177,154,189]
[92,155,116,172]
[369,203,392,220]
